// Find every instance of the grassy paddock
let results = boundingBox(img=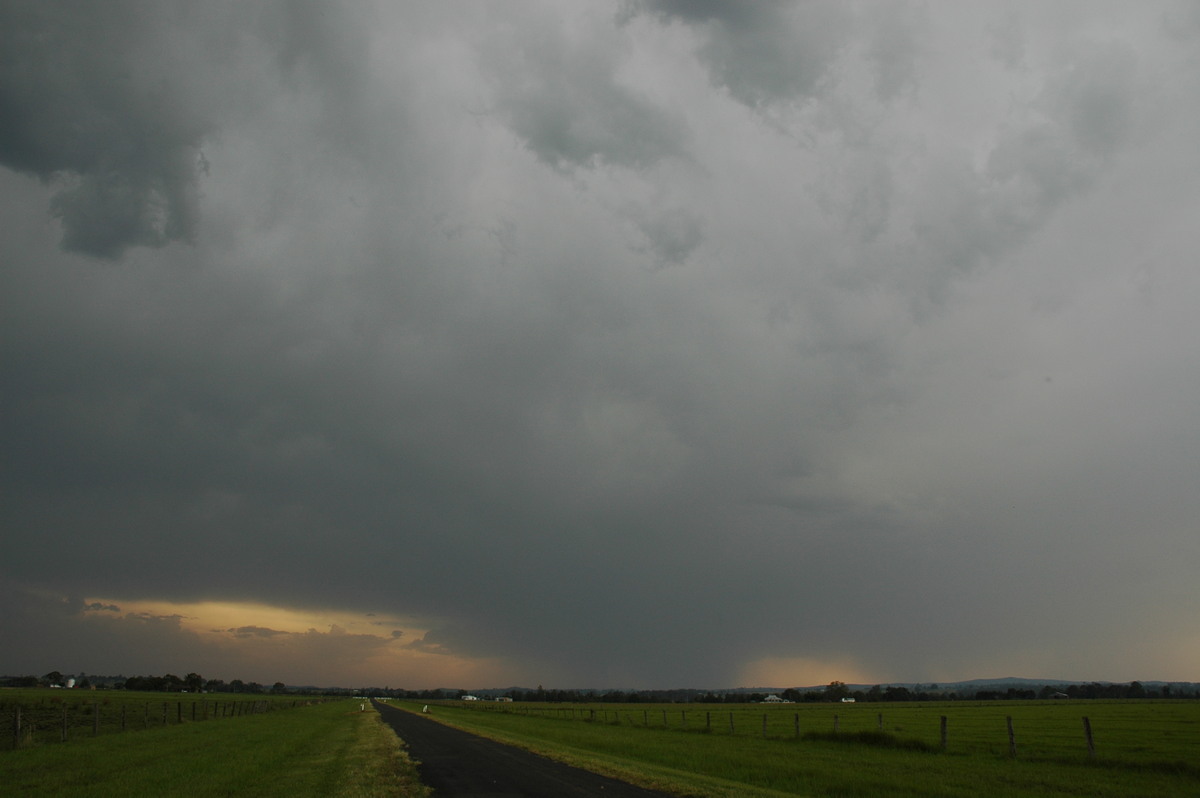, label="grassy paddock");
[1,689,311,750]
[398,699,1200,797]
[0,698,429,798]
